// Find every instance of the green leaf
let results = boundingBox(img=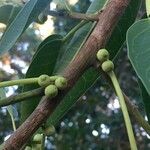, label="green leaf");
[6,5,22,27]
[127,19,150,95]
[106,0,141,59]
[0,4,23,28]
[32,34,62,60]
[0,4,21,25]
[127,18,150,122]
[0,0,51,55]
[20,35,63,123]
[146,0,150,17]
[48,0,141,126]
[0,5,14,24]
